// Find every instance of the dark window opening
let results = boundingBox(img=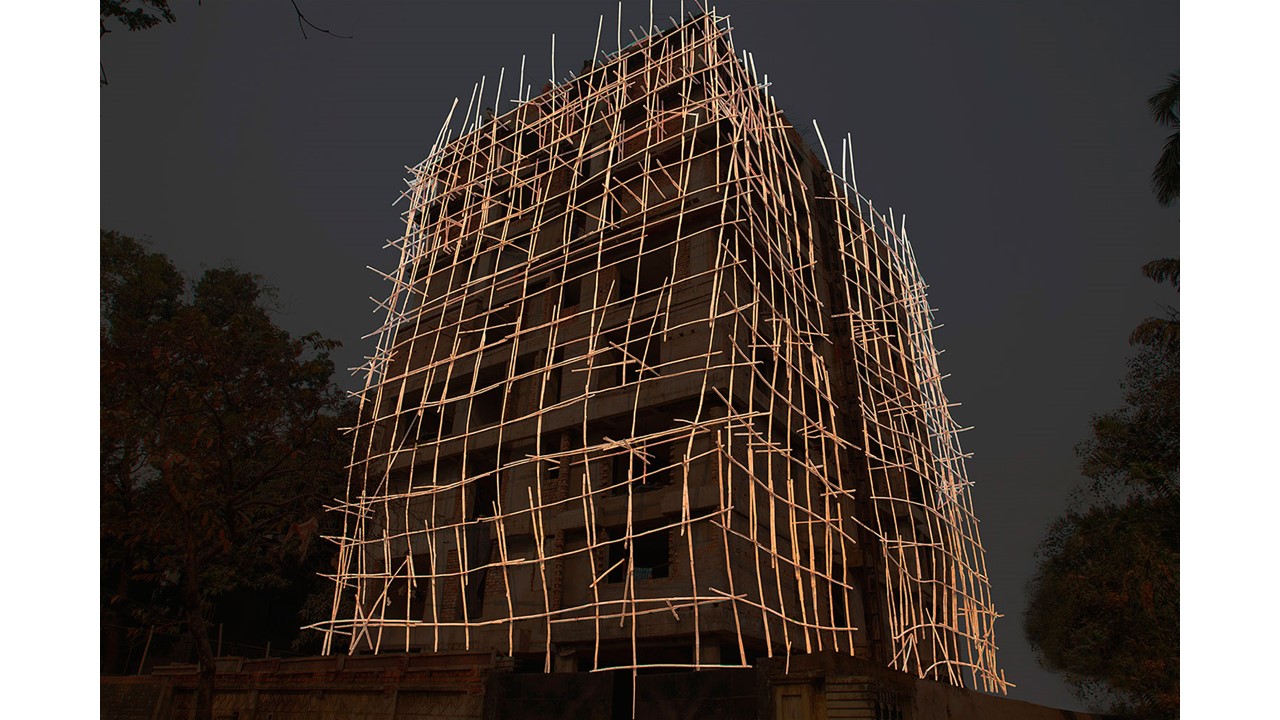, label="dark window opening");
[415,404,453,442]
[387,468,411,493]
[610,439,673,496]
[517,130,540,155]
[540,433,562,485]
[637,244,672,296]
[469,470,499,521]
[906,470,926,506]
[622,344,643,384]
[484,304,519,346]
[472,384,505,427]
[561,277,582,310]
[543,344,566,406]
[832,585,849,629]
[545,366,563,406]
[462,527,492,621]
[610,452,631,496]
[539,432,561,455]
[396,388,422,433]
[413,383,454,442]
[606,528,670,583]
[621,317,661,384]
[601,326,628,387]
[616,260,637,301]
[461,455,497,622]
[396,388,453,445]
